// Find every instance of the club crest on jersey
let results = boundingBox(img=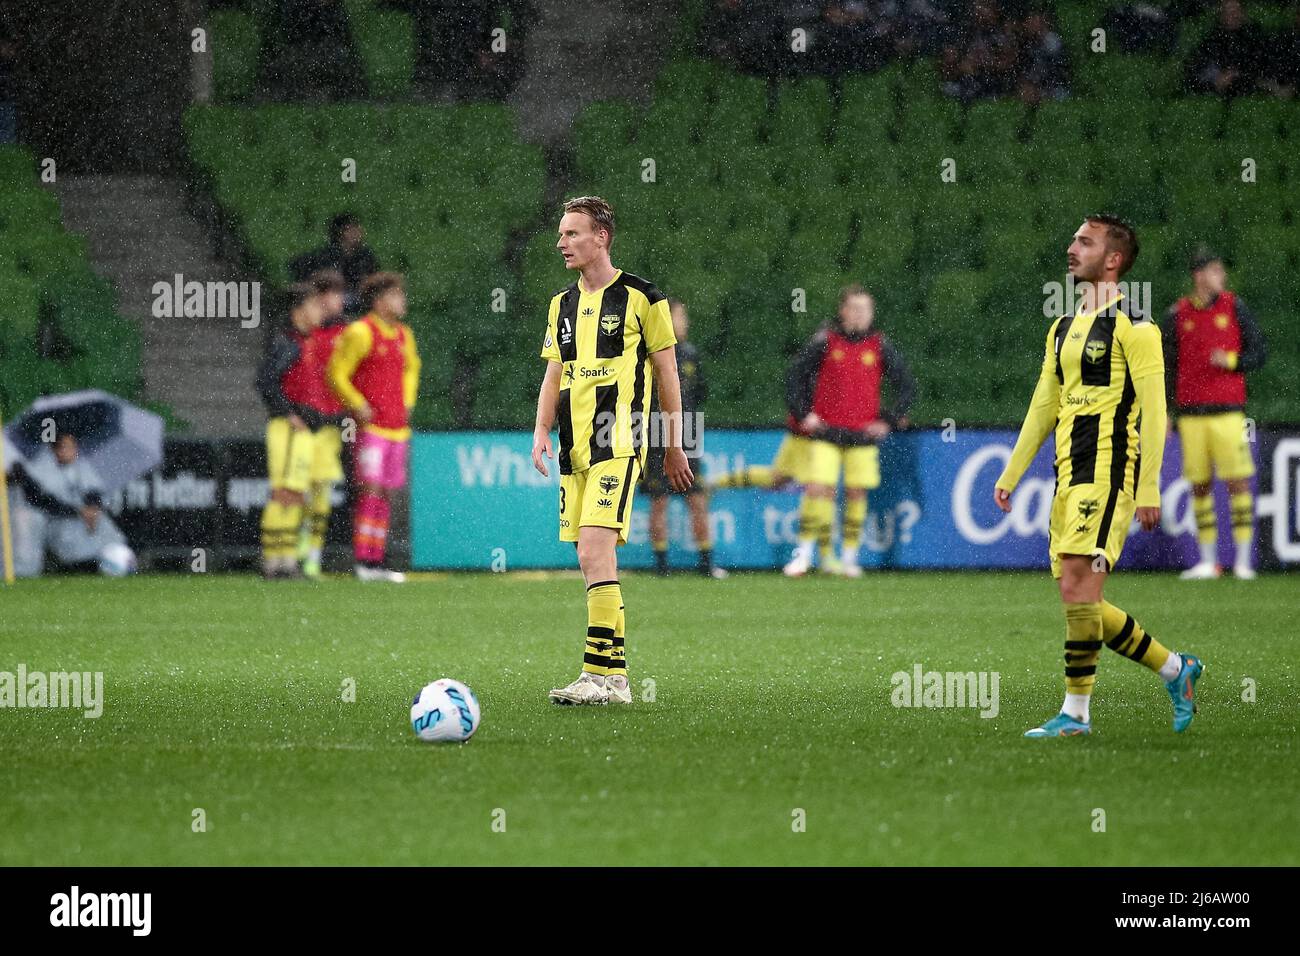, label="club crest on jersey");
[1084,339,1107,363]
[599,474,620,494]
[1077,499,1100,518]
[1215,313,1230,329]
[559,317,573,347]
[600,314,621,336]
